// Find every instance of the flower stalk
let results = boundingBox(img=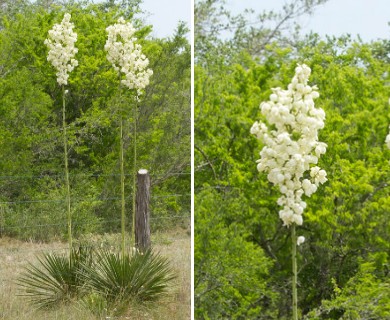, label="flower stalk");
[104,17,152,252]
[62,86,72,251]
[45,13,78,252]
[119,89,126,256]
[291,224,298,320]
[132,102,137,247]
